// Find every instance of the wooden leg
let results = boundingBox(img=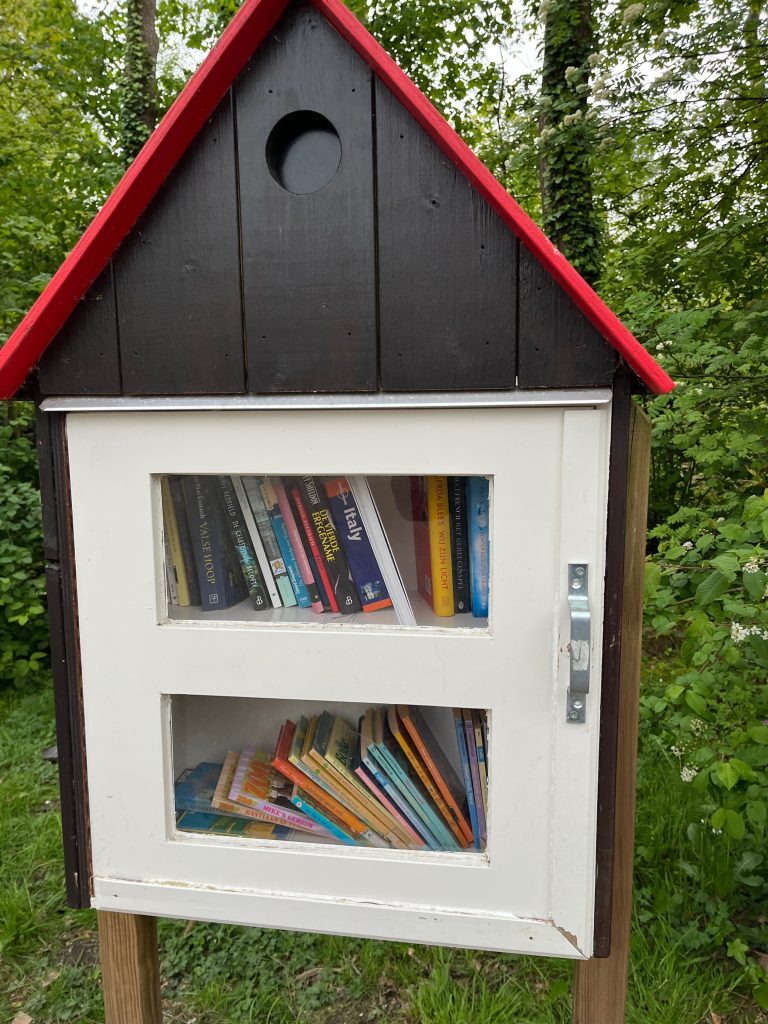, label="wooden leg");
[98,911,162,1024]
[572,408,651,1024]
